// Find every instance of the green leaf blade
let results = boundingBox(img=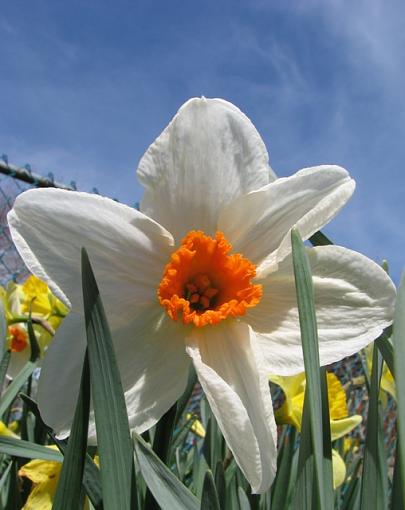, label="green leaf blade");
[201,470,220,510]
[52,351,90,510]
[0,436,63,461]
[290,228,333,509]
[393,271,405,505]
[133,432,200,510]
[0,361,37,417]
[359,344,386,510]
[81,248,133,510]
